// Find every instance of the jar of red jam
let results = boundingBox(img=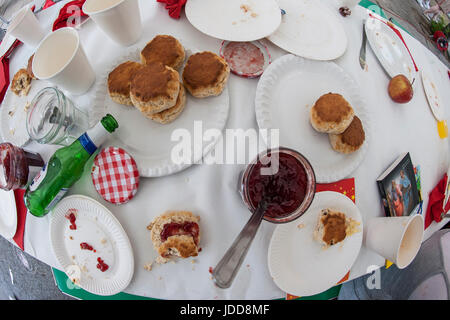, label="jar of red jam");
[0,143,45,191]
[240,147,316,223]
